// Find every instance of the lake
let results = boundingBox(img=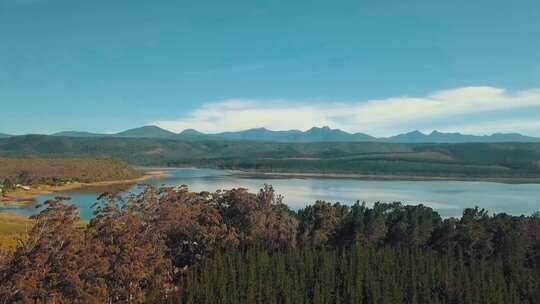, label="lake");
[4,168,540,220]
